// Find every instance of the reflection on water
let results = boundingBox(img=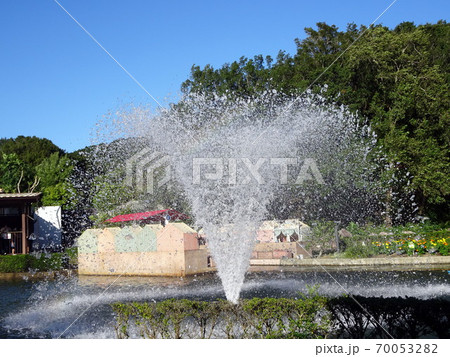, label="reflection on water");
[0,267,449,338]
